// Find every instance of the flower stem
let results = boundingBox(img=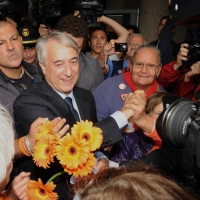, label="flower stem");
[46,171,66,183]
